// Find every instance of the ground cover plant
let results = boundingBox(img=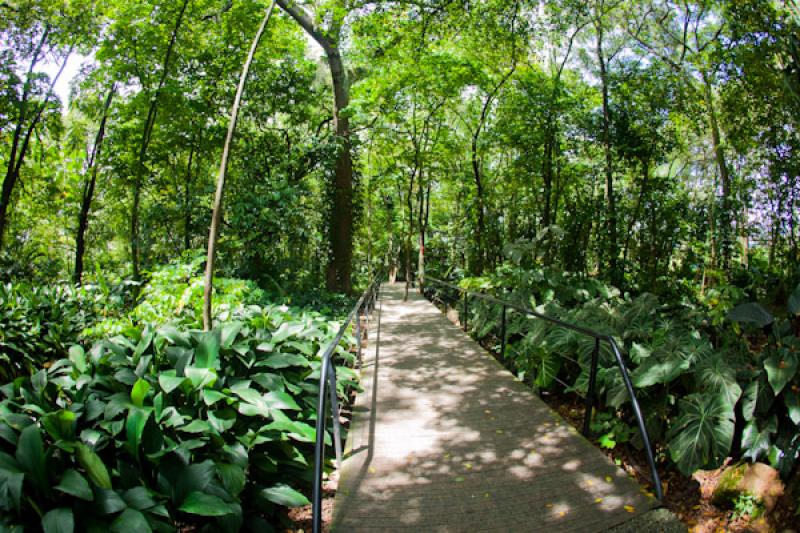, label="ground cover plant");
[0,258,359,531]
